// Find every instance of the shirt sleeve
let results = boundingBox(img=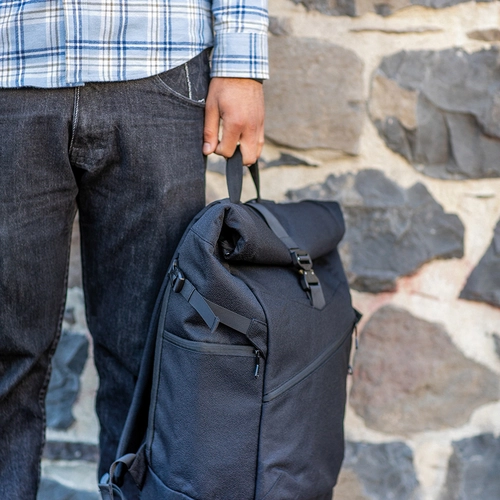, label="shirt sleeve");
[210,0,269,79]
